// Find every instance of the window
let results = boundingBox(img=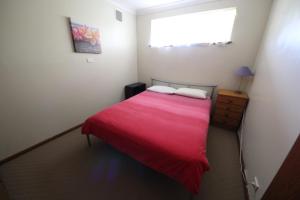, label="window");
[150,7,237,47]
